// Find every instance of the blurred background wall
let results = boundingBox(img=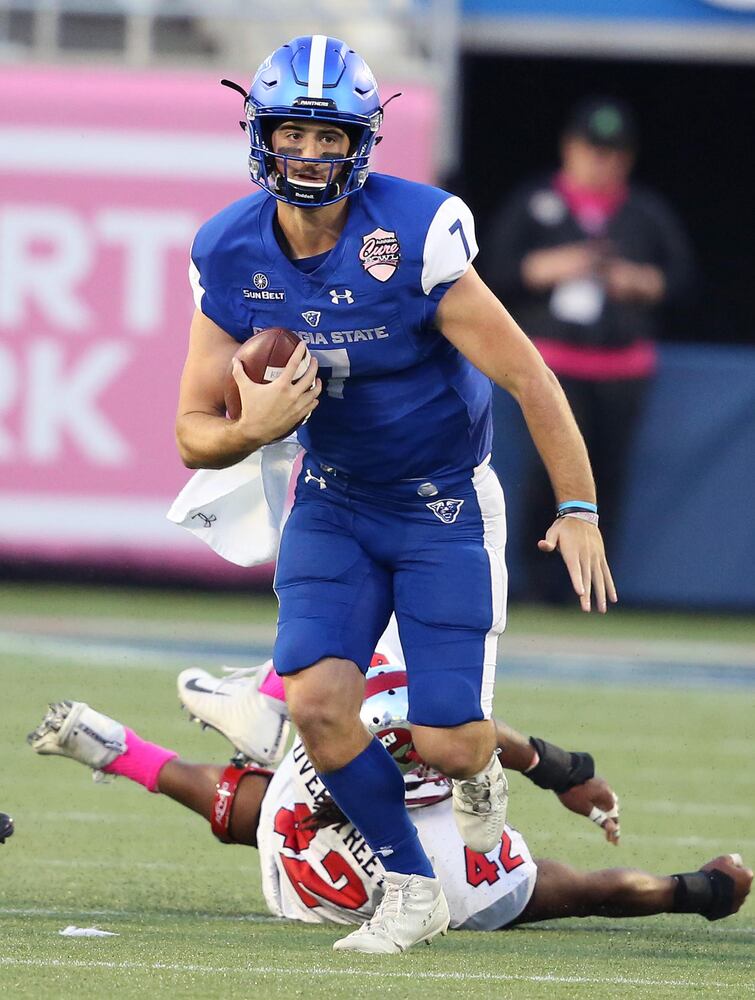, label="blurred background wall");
[0,0,753,608]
